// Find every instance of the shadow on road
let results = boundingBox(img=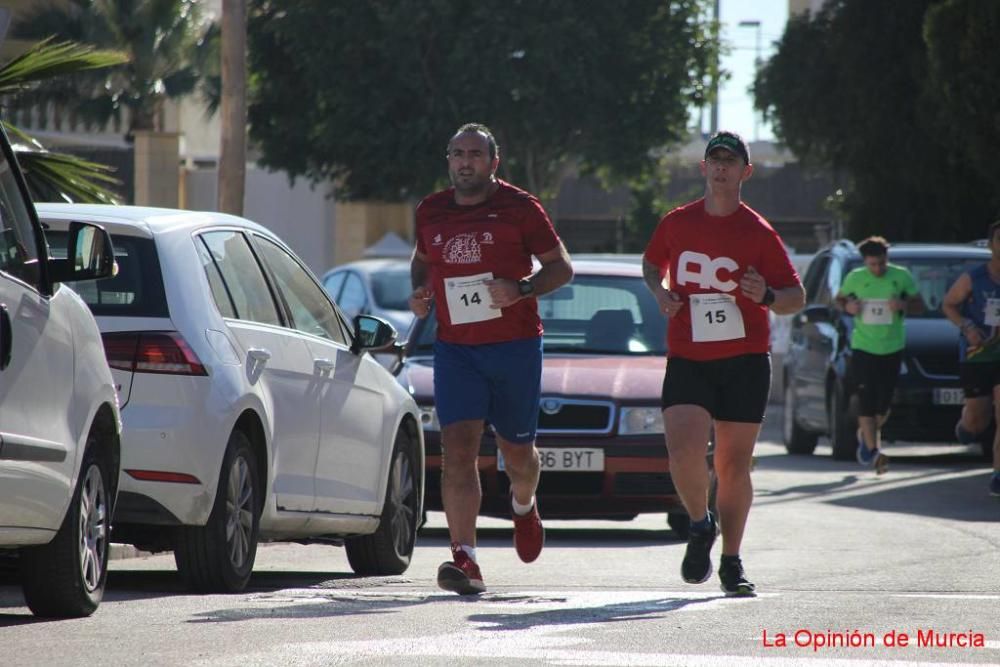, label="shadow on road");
[418,525,682,548]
